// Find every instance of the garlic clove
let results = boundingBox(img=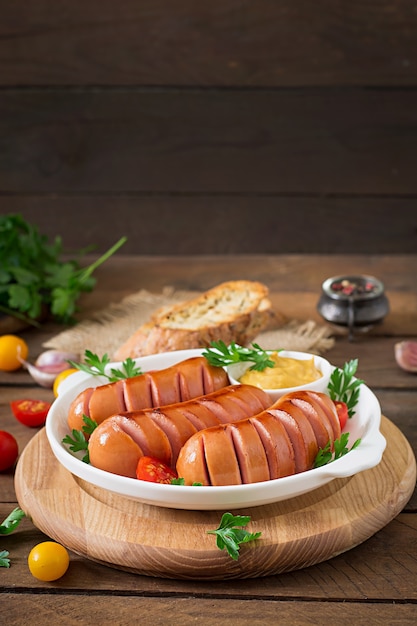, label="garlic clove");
[394,341,417,373]
[19,349,80,388]
[35,350,79,370]
[18,358,58,387]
